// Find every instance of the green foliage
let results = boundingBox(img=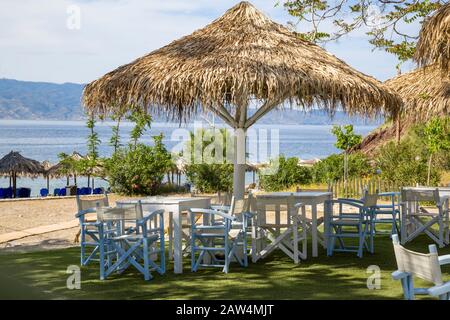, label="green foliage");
[331,124,362,151]
[311,152,372,183]
[259,155,312,191]
[376,139,440,186]
[105,134,172,195]
[86,116,100,161]
[57,152,79,177]
[279,0,443,64]
[127,110,152,148]
[184,128,234,193]
[109,113,123,152]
